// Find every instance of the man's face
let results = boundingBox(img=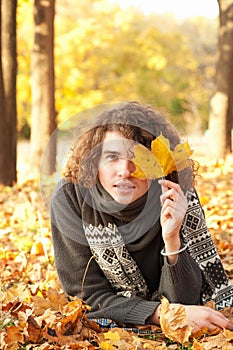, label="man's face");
[98,131,151,205]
